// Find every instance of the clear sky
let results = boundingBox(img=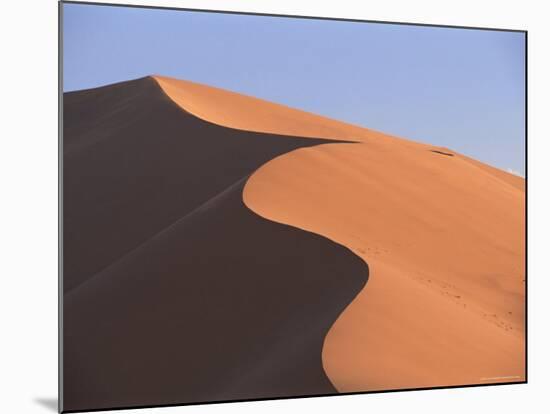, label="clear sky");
[63,3,525,175]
